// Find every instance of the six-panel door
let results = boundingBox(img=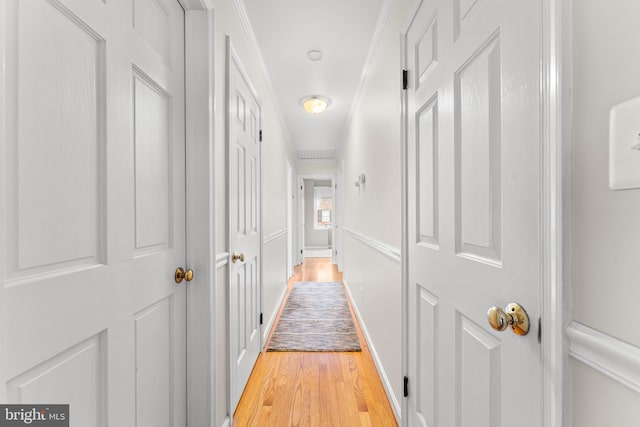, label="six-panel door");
[405,0,542,425]
[0,0,187,425]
